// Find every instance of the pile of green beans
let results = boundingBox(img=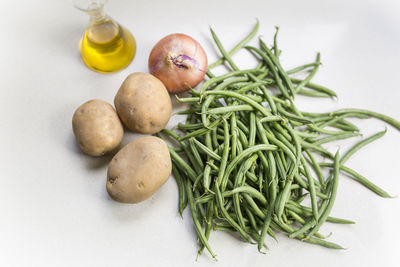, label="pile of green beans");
[158,21,400,258]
